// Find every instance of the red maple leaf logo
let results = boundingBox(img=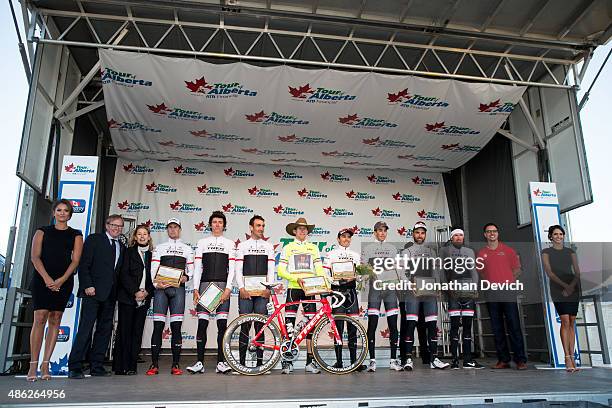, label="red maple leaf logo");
[322,151,339,157]
[197,184,208,193]
[143,219,152,228]
[145,182,157,191]
[224,167,234,176]
[338,113,359,125]
[273,169,283,178]
[412,176,421,184]
[190,129,209,137]
[278,134,297,142]
[162,328,171,340]
[273,205,284,213]
[417,209,427,218]
[533,188,541,196]
[397,226,407,236]
[371,207,382,216]
[185,76,213,93]
[64,163,75,172]
[320,171,331,180]
[425,122,445,131]
[323,206,333,215]
[245,110,266,122]
[173,165,184,174]
[170,200,181,210]
[123,163,134,172]
[380,328,390,338]
[242,148,259,154]
[248,186,259,195]
[108,119,119,128]
[479,99,501,112]
[387,88,409,103]
[194,221,206,232]
[297,188,308,197]
[288,83,313,98]
[222,203,233,212]
[147,103,170,114]
[441,143,460,150]
[117,200,129,210]
[189,308,197,317]
[346,190,356,198]
[392,192,401,200]
[159,140,176,147]
[367,174,376,183]
[362,137,380,145]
